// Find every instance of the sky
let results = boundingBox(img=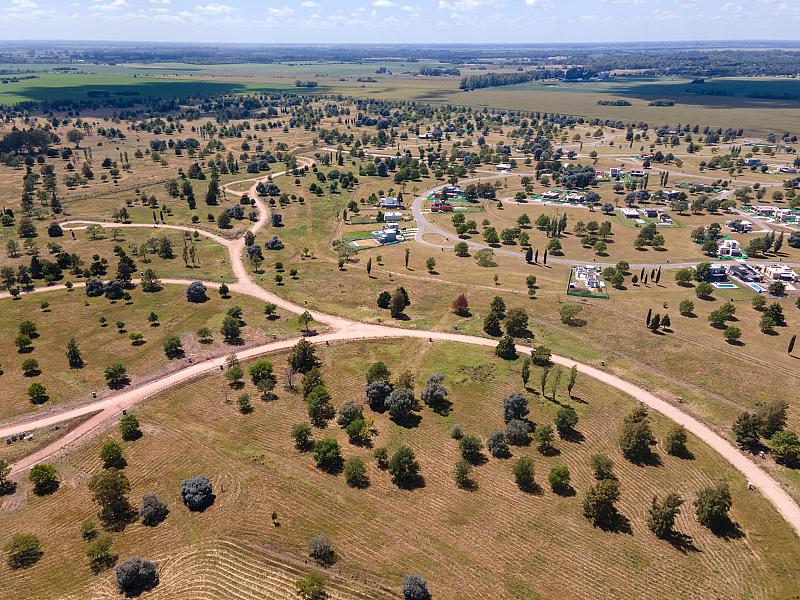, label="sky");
[1,0,800,44]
